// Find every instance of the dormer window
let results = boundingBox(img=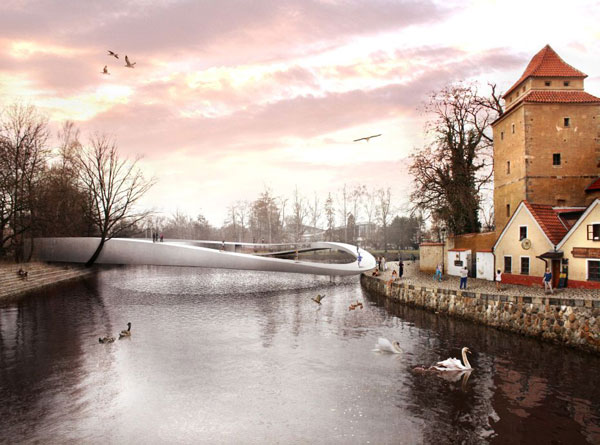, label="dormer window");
[564,81,570,87]
[588,224,600,241]
[545,81,551,87]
